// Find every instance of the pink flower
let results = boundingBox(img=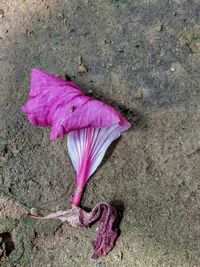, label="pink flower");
[22,68,131,259]
[22,68,130,140]
[23,68,131,207]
